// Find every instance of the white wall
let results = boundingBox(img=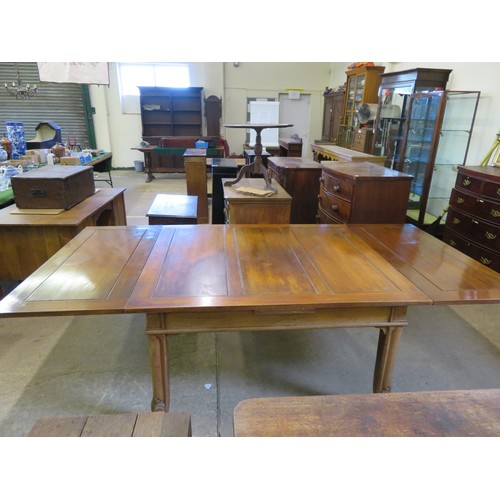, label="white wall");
[90,62,500,169]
